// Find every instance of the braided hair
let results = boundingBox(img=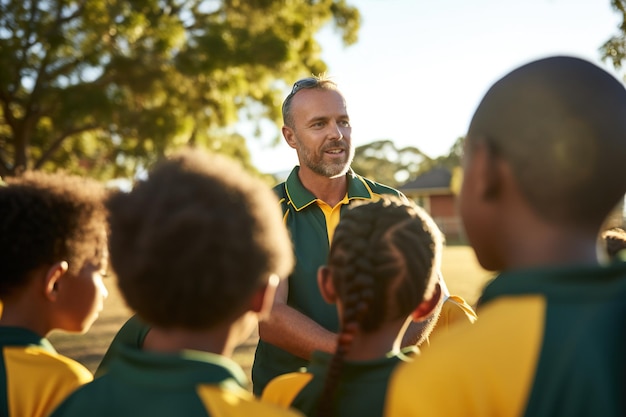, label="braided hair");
[316,195,443,417]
